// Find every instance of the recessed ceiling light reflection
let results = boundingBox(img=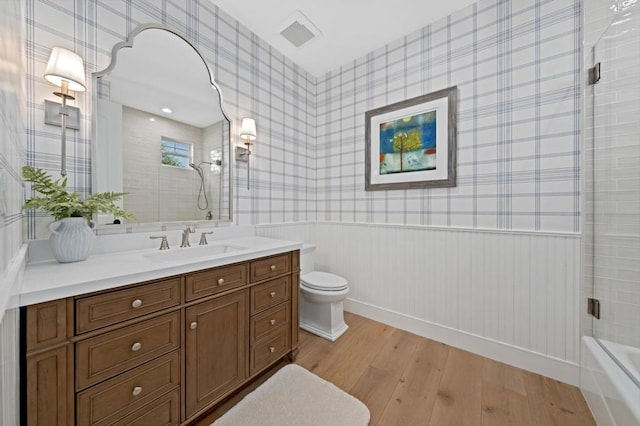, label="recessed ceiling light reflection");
[149,117,156,122]
[161,107,172,114]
